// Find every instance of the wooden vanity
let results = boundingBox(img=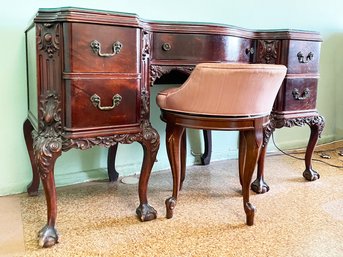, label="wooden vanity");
[24,7,324,247]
